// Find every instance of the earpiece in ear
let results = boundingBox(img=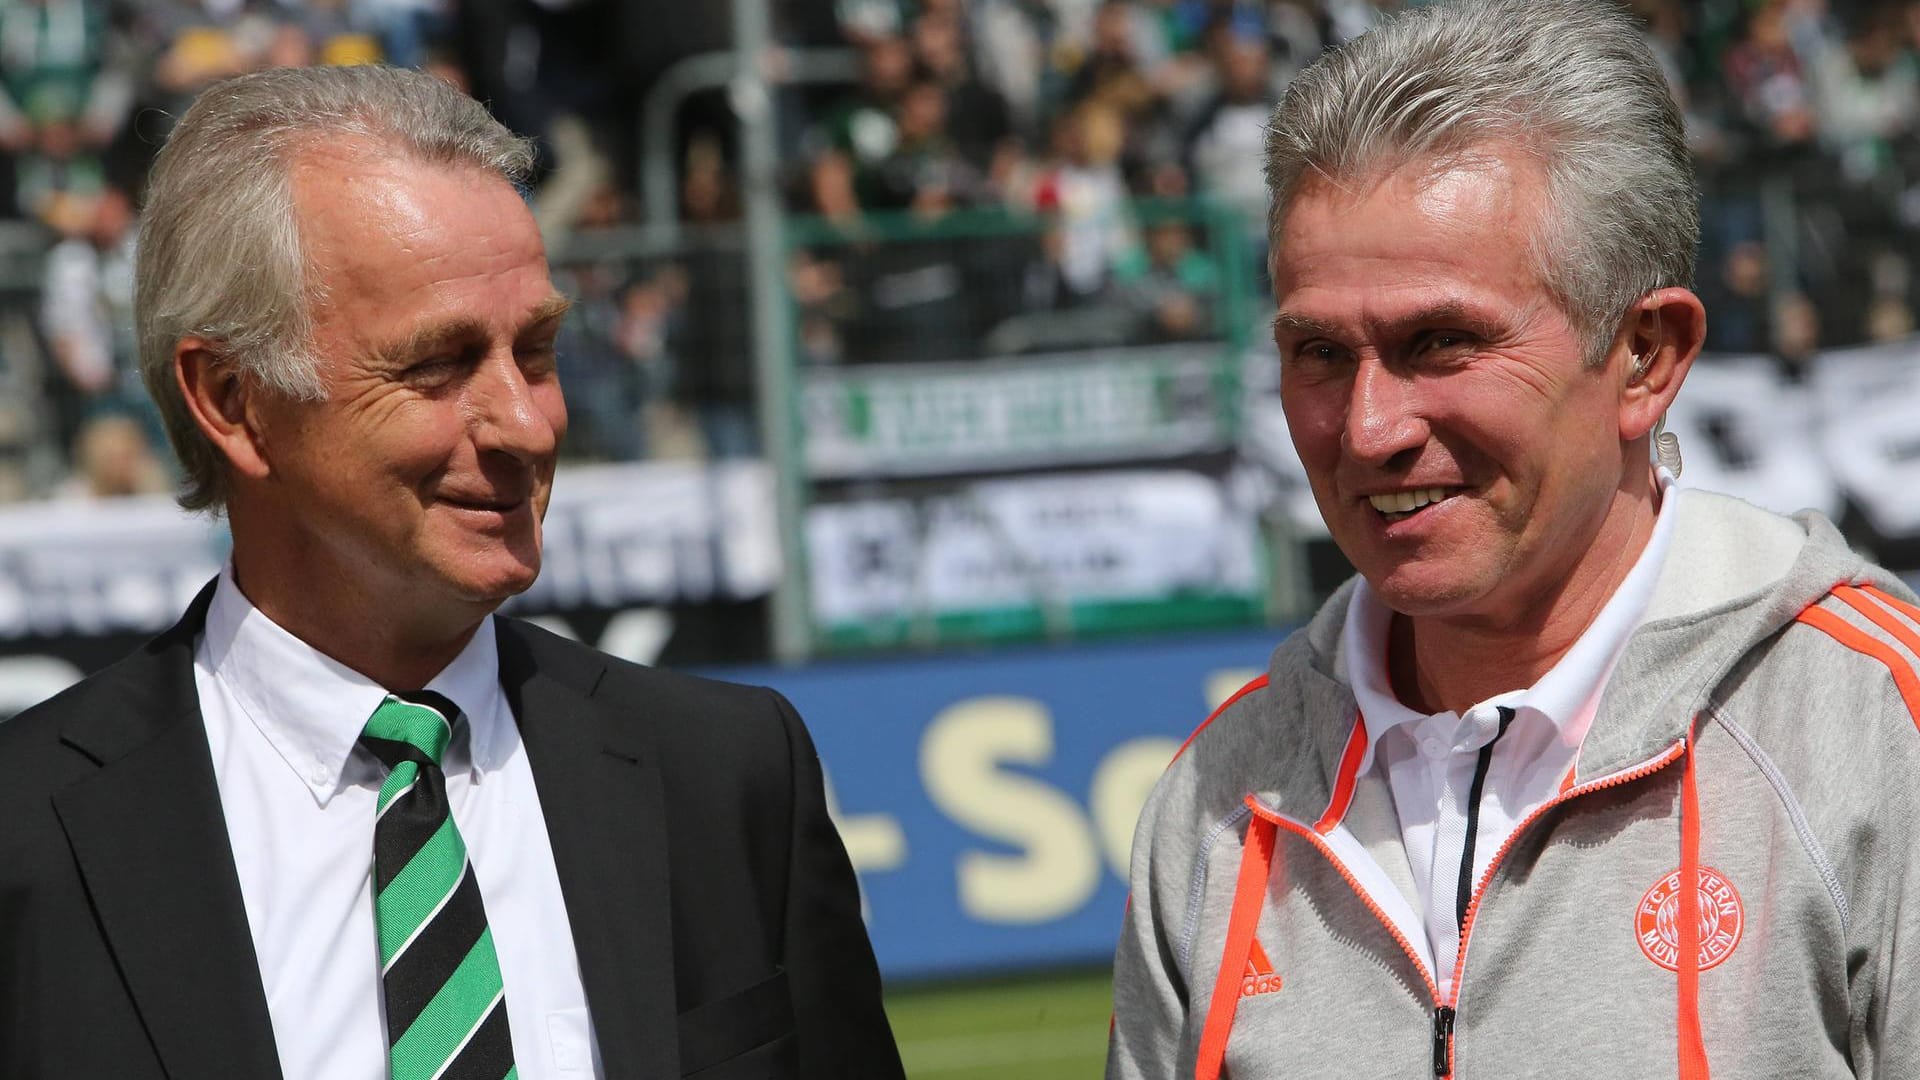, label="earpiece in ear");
[1652,415,1683,478]
[1629,352,1652,383]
